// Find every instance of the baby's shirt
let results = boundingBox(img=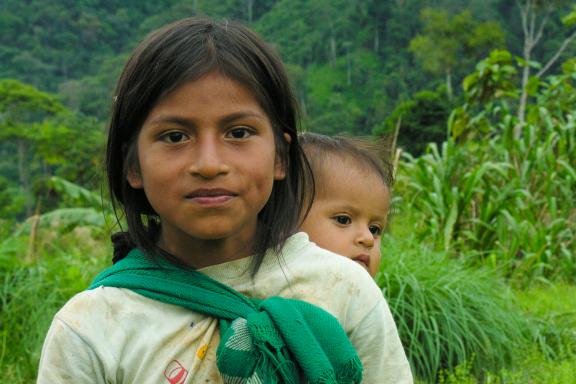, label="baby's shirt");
[37,232,413,383]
